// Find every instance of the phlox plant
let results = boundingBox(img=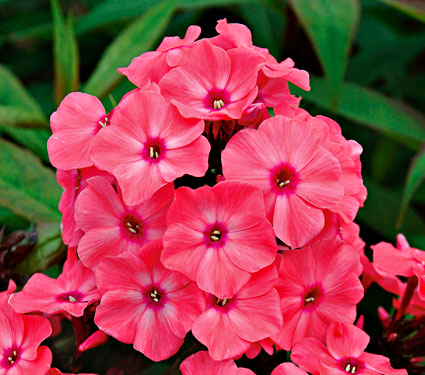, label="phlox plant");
[2,18,425,375]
